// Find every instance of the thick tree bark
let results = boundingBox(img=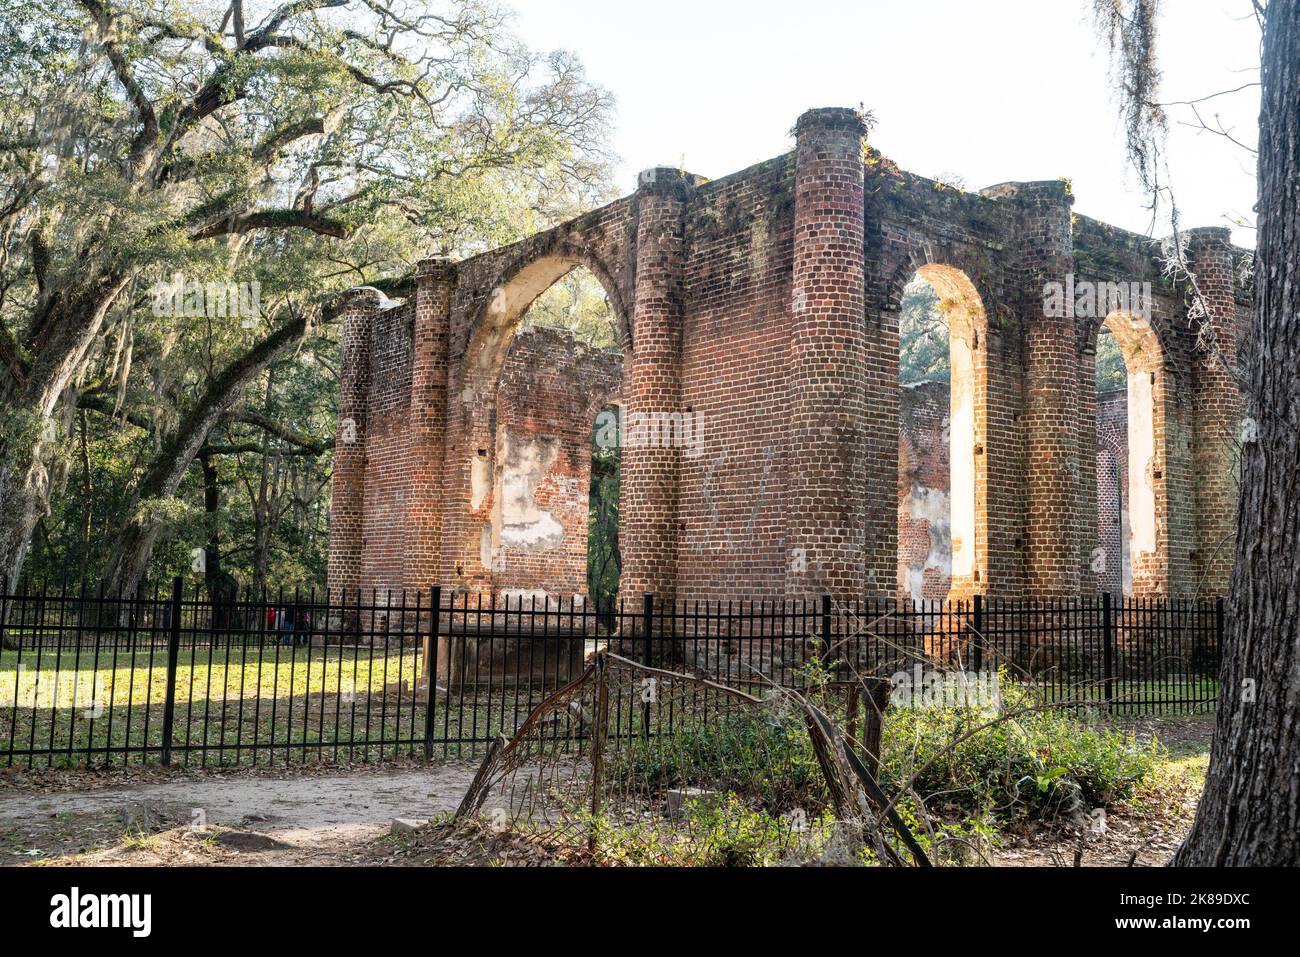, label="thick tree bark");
[78,409,92,556]
[249,369,279,599]
[1173,0,1300,865]
[0,272,129,595]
